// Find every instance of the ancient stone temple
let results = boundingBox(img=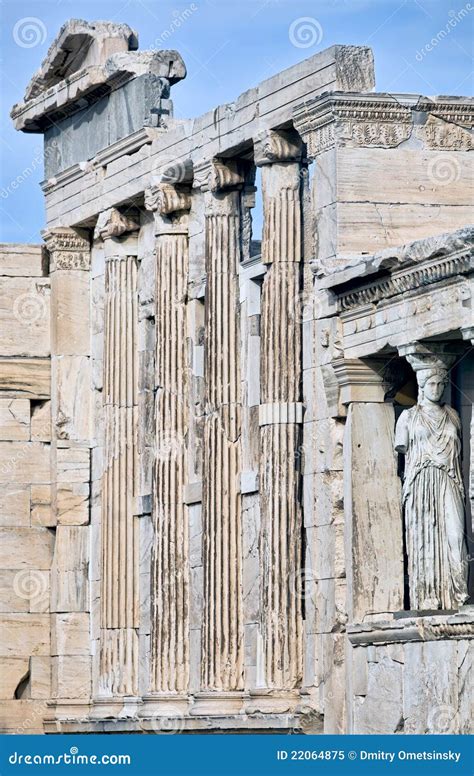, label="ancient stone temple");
[1,19,472,734]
